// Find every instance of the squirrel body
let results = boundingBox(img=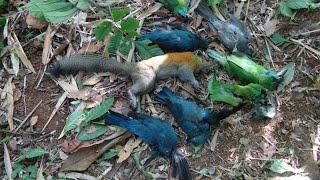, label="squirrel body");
[49,52,208,107]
